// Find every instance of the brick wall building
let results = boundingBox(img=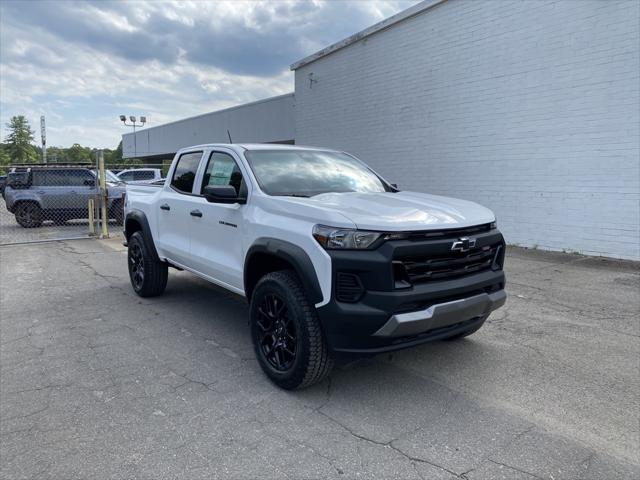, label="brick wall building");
[292,0,639,259]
